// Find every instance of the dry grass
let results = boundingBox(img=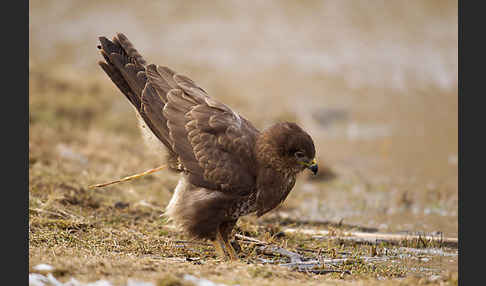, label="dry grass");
[28,64,457,285]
